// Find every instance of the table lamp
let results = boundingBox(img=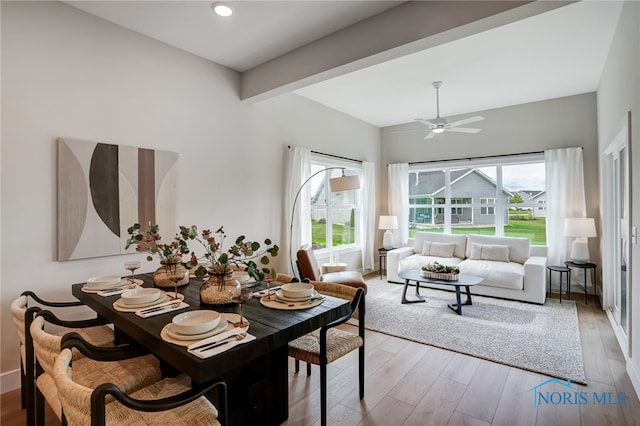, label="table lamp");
[564,218,597,264]
[379,215,398,249]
